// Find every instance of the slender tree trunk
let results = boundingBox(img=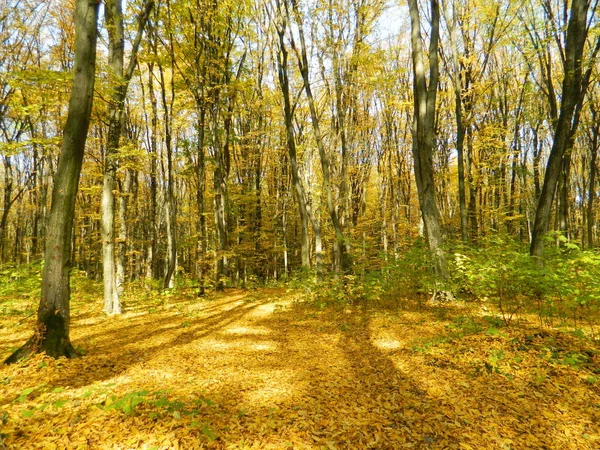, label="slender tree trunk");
[275,17,310,269]
[159,61,177,289]
[507,76,527,236]
[116,168,132,293]
[467,135,478,239]
[455,109,468,242]
[145,62,158,280]
[587,111,599,248]
[446,13,468,242]
[0,157,13,262]
[213,101,228,290]
[557,151,572,238]
[290,1,351,274]
[5,0,99,364]
[102,0,153,313]
[196,106,207,295]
